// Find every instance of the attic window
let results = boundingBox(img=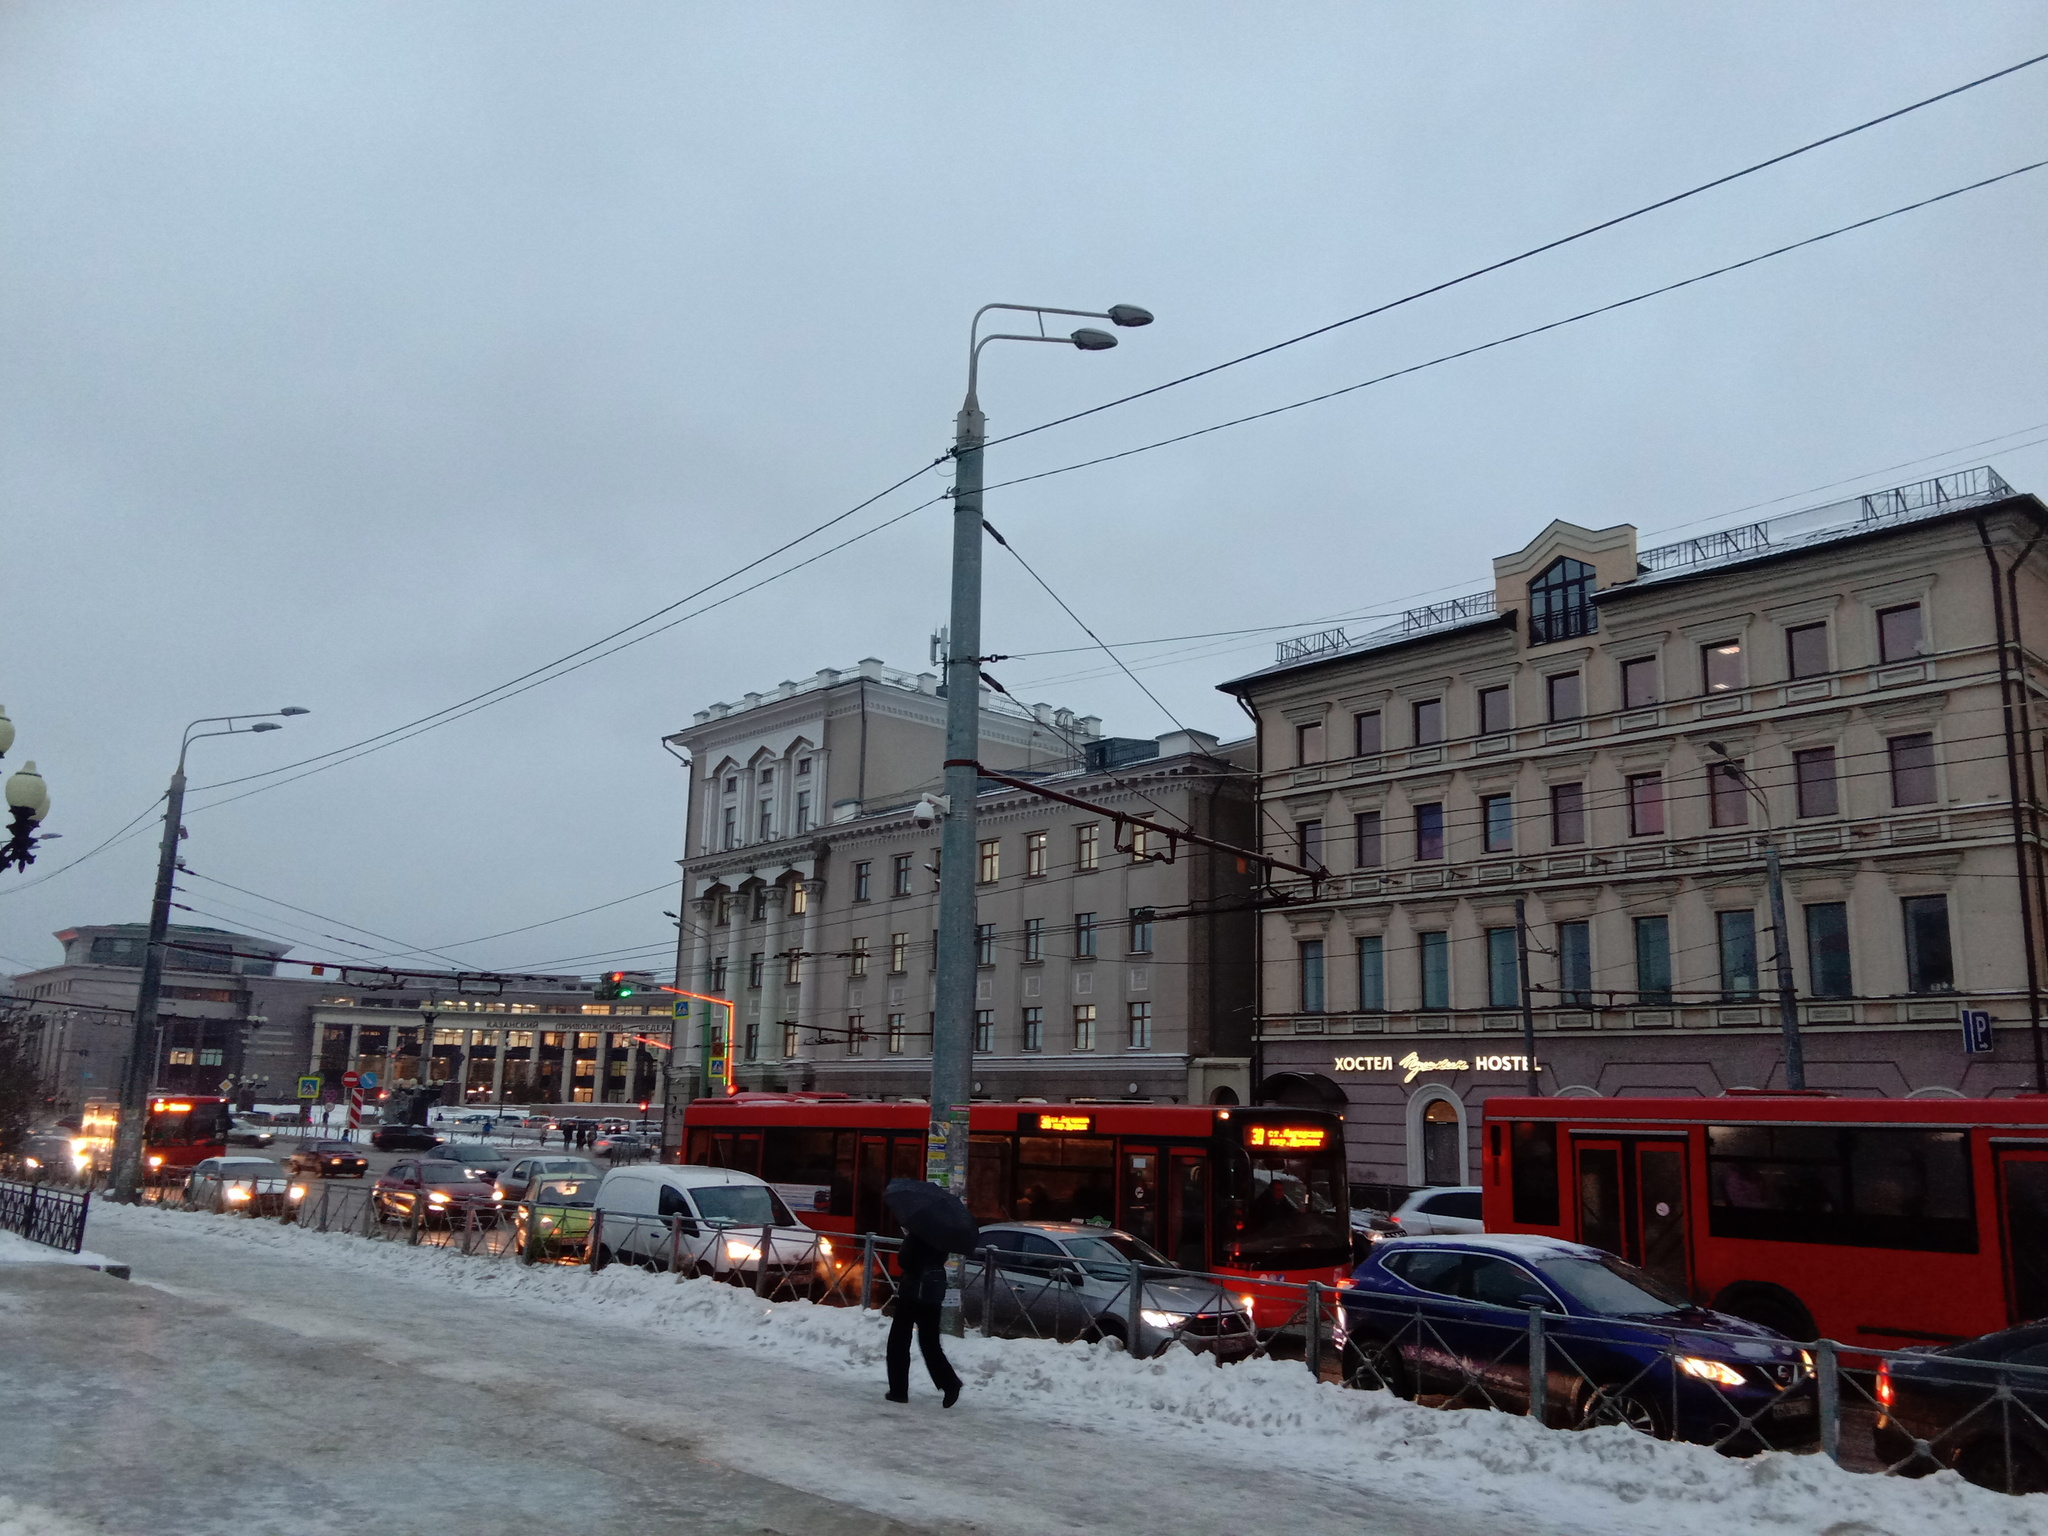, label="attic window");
[1528,557,1597,645]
